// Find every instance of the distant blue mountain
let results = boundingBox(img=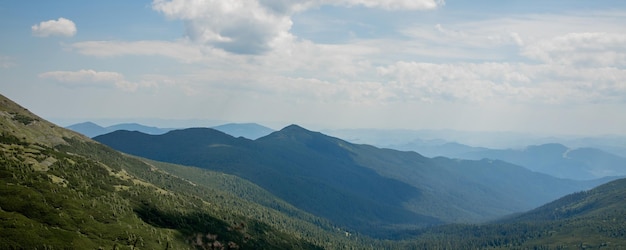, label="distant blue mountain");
[66,122,109,138]
[67,121,274,139]
[211,123,274,140]
[389,139,488,158]
[446,143,626,180]
[106,123,170,135]
[66,122,171,137]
